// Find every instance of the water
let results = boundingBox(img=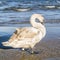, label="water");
[0,0,60,47]
[0,0,60,24]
